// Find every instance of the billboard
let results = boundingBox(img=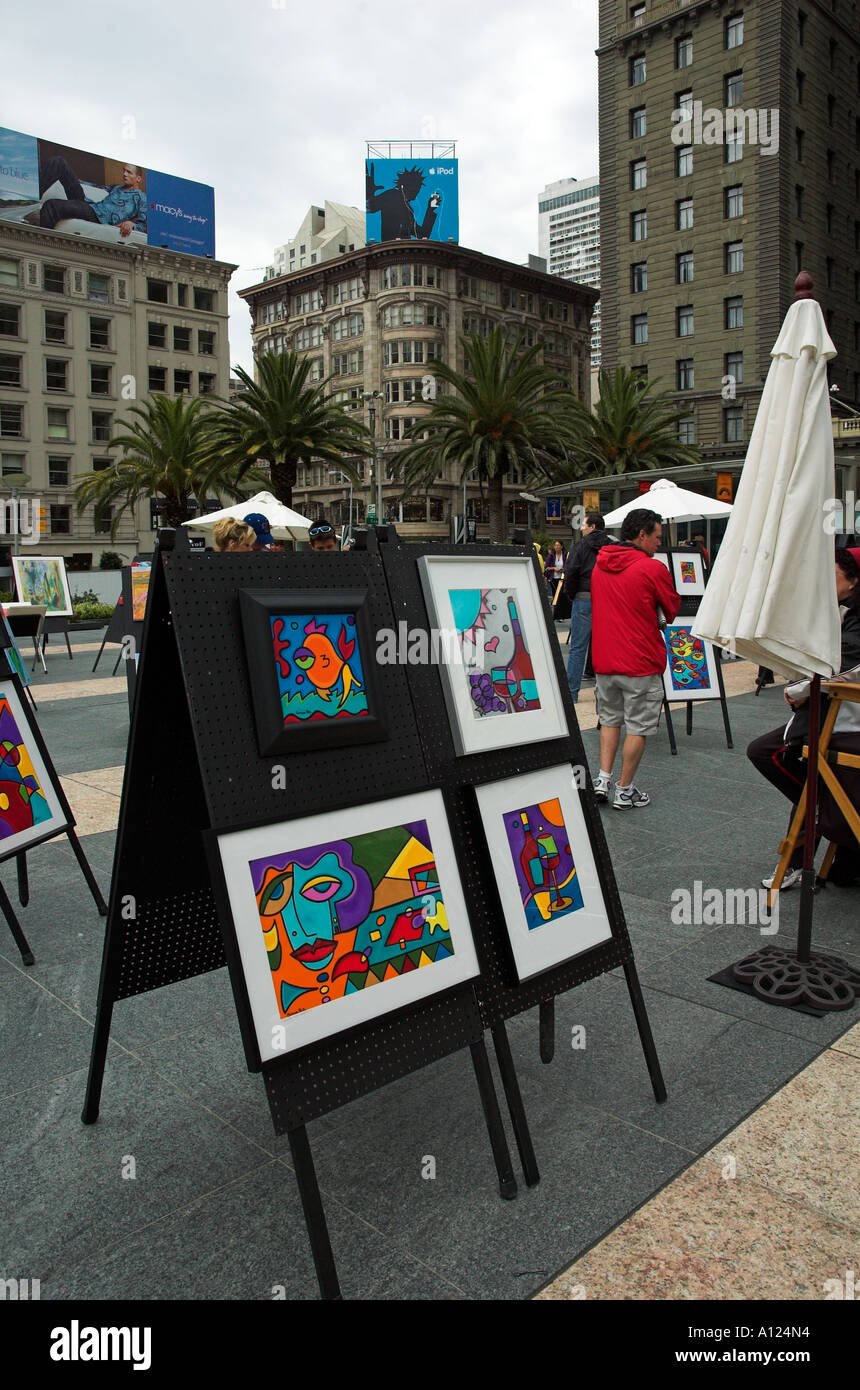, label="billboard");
[365,158,458,244]
[0,128,215,258]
